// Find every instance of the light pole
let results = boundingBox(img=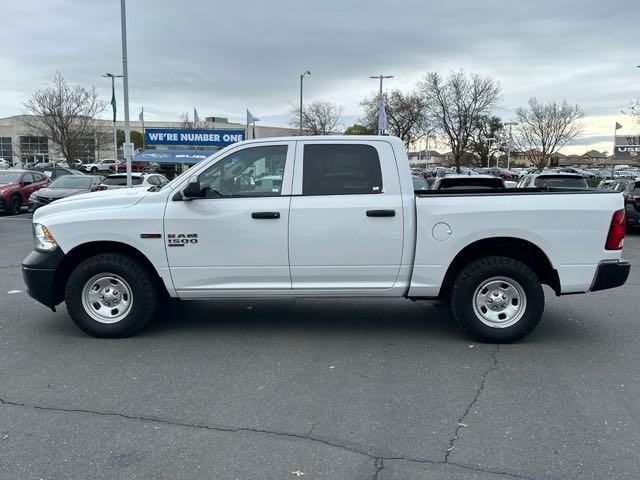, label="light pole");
[485,137,496,167]
[119,0,133,187]
[299,71,311,135]
[103,73,122,162]
[370,75,393,135]
[504,122,518,170]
